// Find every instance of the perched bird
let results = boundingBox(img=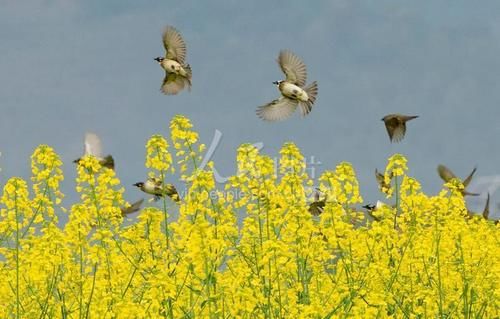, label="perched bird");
[133,177,180,203]
[363,201,391,221]
[121,199,144,216]
[155,25,192,95]
[308,190,326,216]
[73,132,114,170]
[257,50,318,121]
[437,164,479,196]
[381,114,418,143]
